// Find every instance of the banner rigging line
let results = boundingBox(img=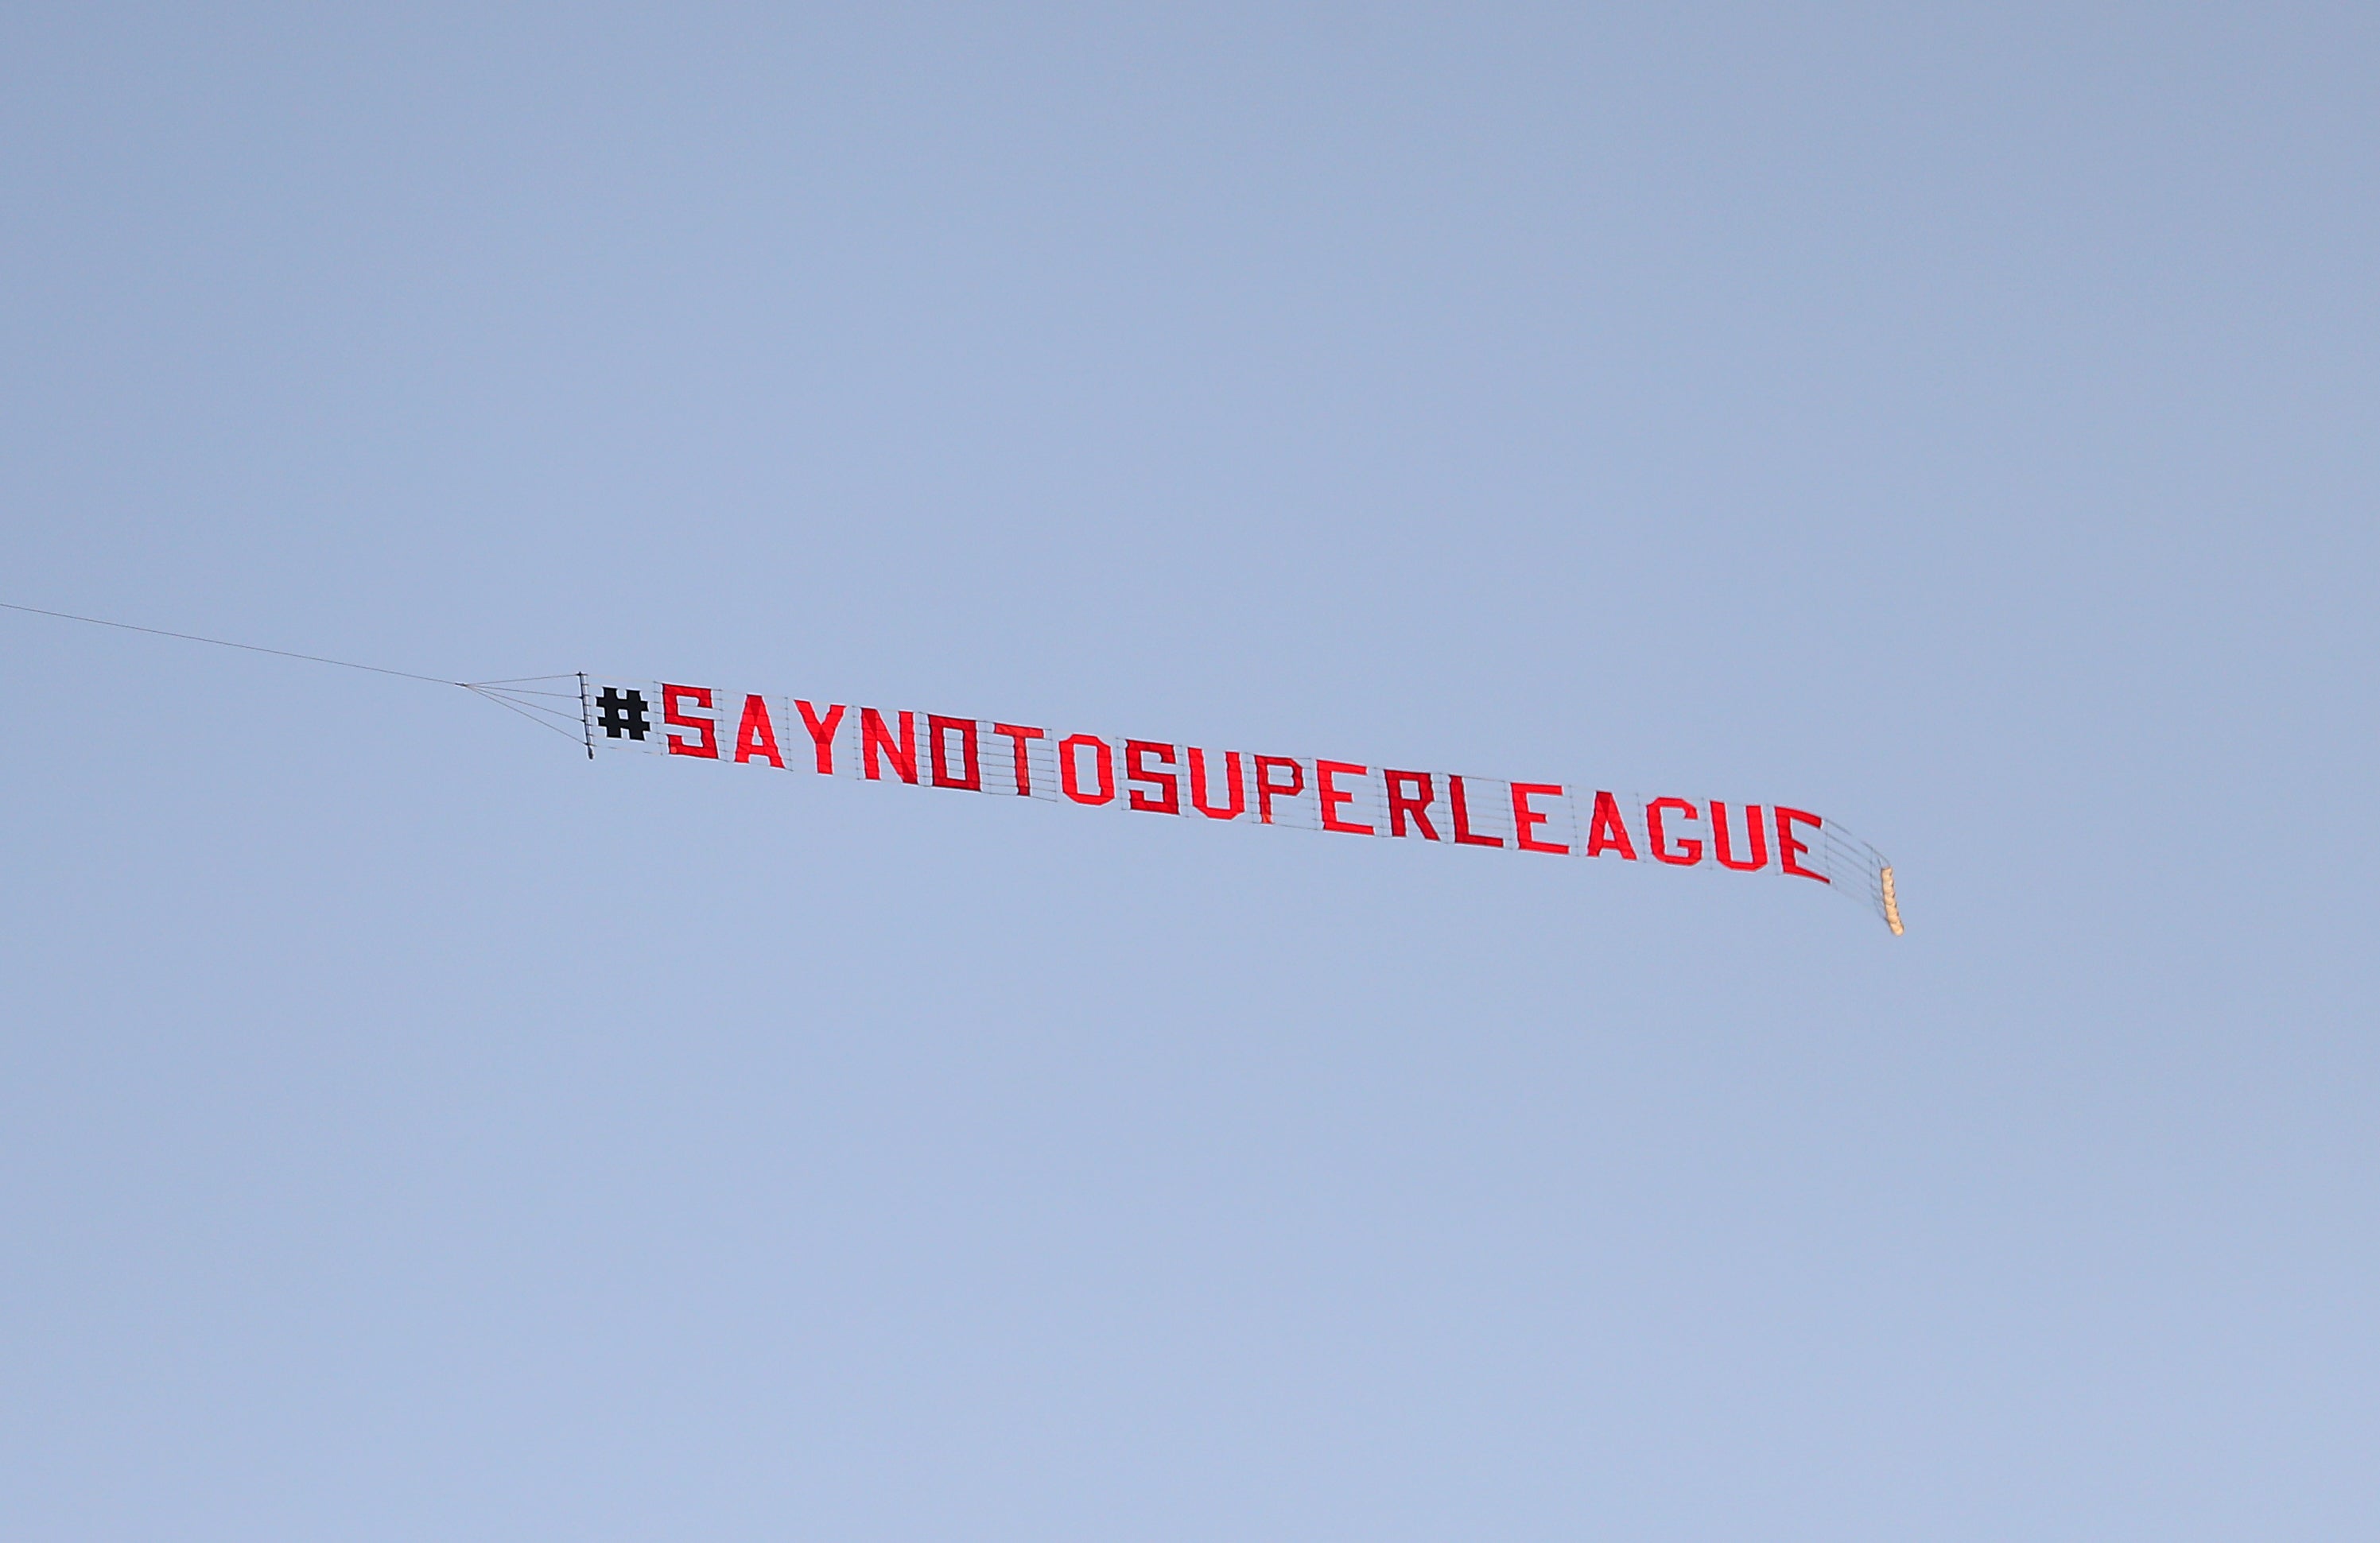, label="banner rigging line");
[0,599,584,739]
